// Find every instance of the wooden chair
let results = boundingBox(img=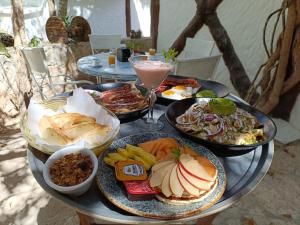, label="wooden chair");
[22,47,94,100]
[175,54,222,80]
